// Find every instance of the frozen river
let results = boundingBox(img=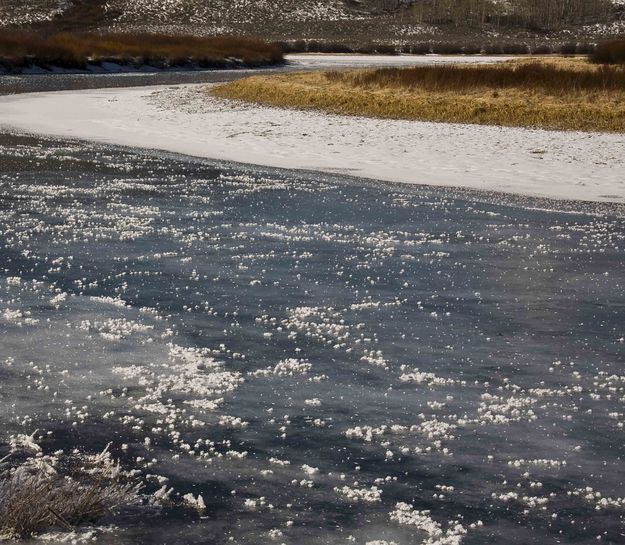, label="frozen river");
[1,132,624,544]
